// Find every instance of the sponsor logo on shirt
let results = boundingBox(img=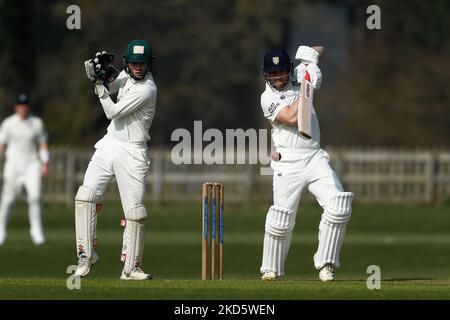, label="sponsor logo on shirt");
[268,102,280,114]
